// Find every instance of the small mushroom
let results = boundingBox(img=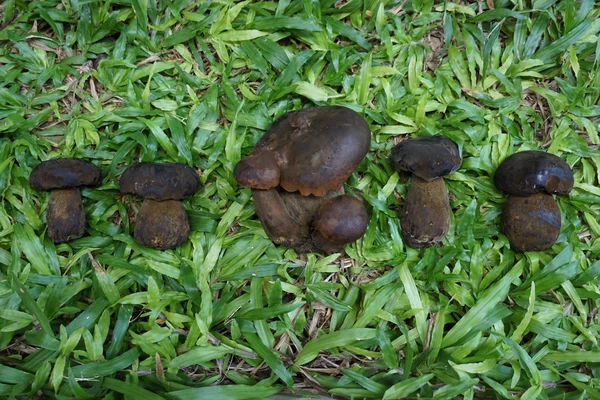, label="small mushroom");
[234,106,371,253]
[495,151,573,252]
[390,136,462,248]
[29,158,102,243]
[494,150,574,195]
[500,194,560,253]
[119,163,199,250]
